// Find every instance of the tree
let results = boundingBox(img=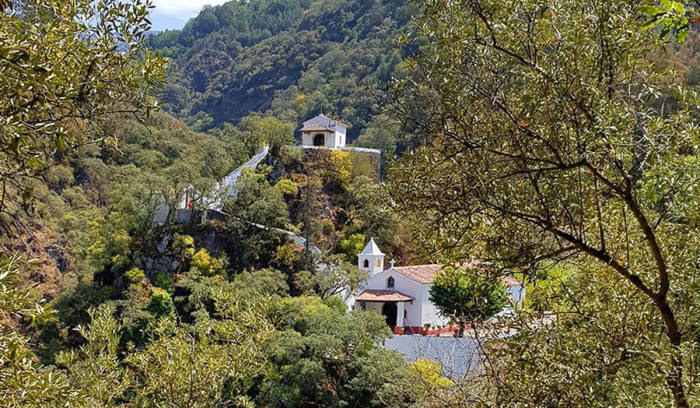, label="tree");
[261,296,415,408]
[0,255,76,407]
[641,1,700,43]
[216,114,294,158]
[123,295,272,408]
[226,170,290,271]
[295,259,367,299]
[389,0,700,406]
[355,114,400,164]
[429,265,506,337]
[0,0,165,233]
[53,284,272,408]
